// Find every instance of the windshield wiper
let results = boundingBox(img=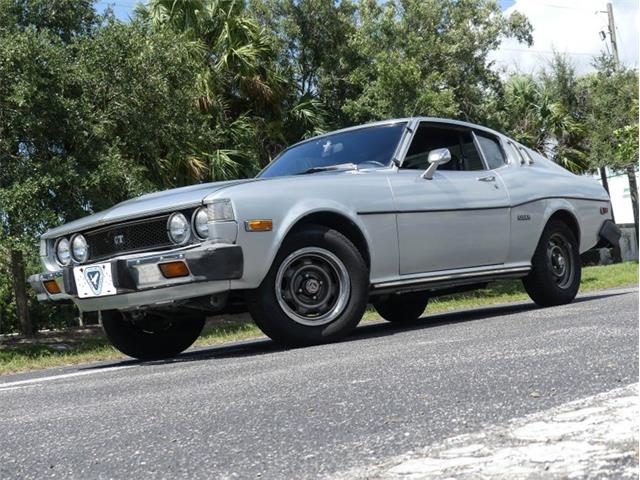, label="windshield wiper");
[297,163,359,175]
